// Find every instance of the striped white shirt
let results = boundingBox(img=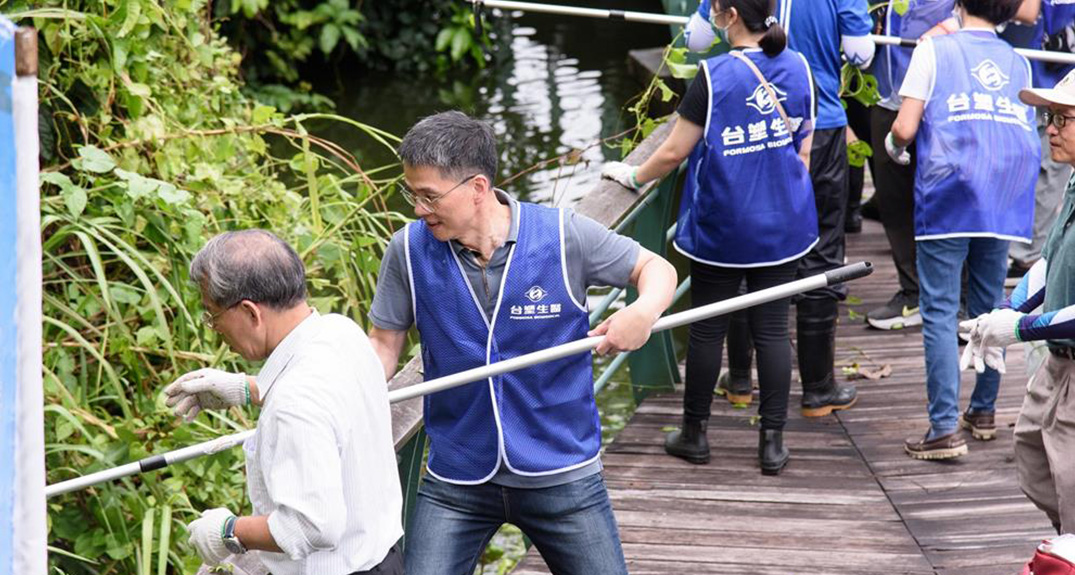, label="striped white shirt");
[246,311,402,575]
